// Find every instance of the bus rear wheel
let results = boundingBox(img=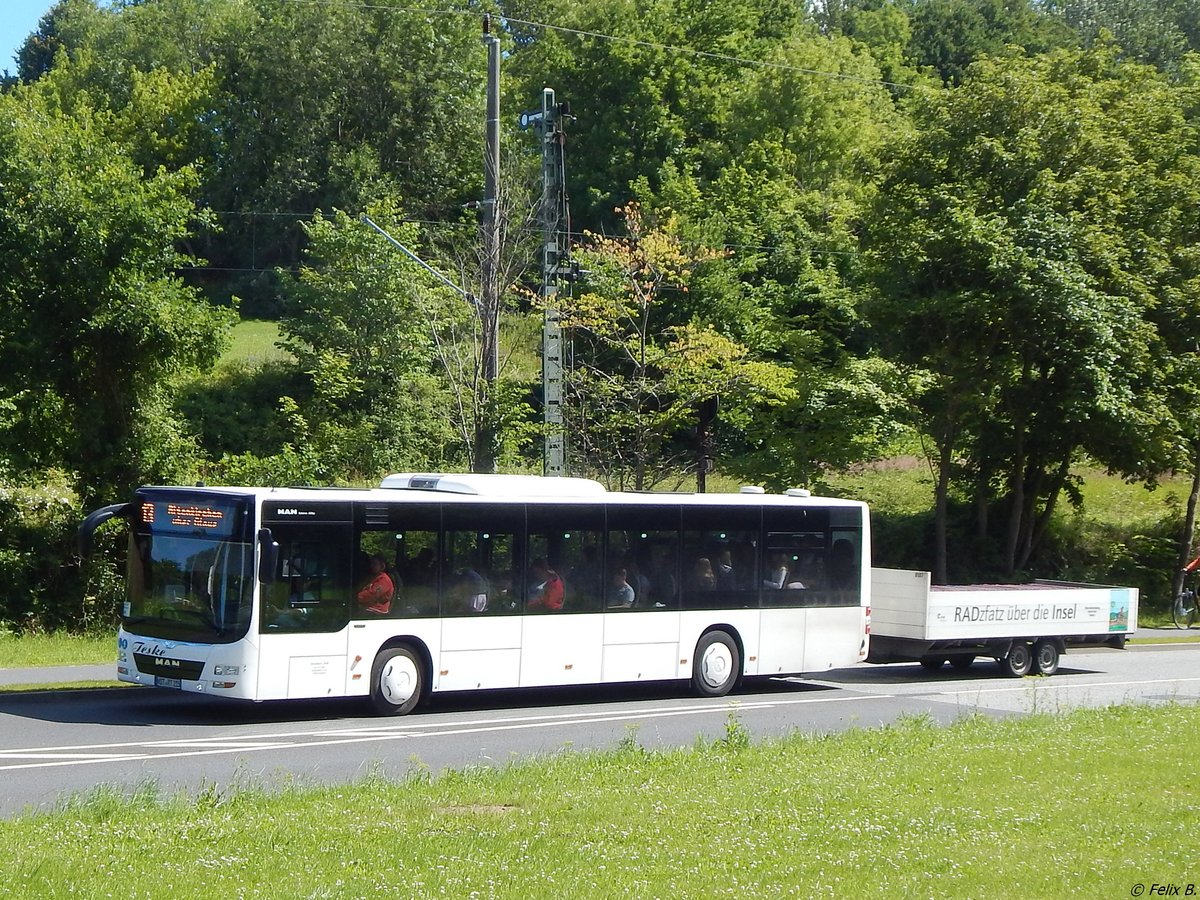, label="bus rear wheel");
[691,631,740,697]
[370,645,424,715]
